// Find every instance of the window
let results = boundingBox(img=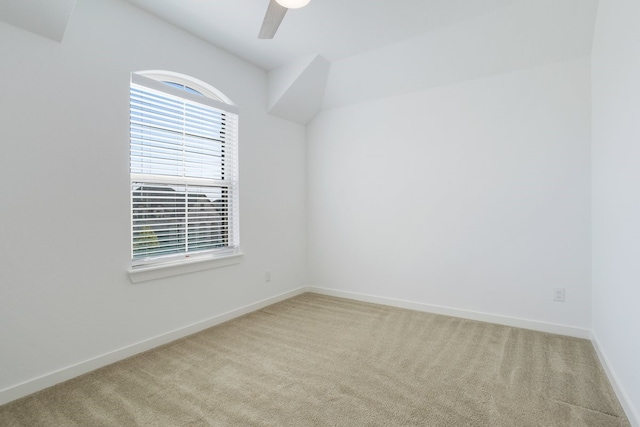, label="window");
[129,72,240,273]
